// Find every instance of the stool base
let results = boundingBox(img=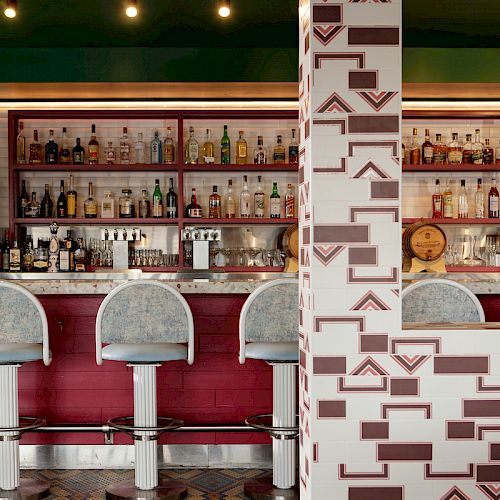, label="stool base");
[0,478,50,500]
[244,478,299,500]
[105,479,187,500]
